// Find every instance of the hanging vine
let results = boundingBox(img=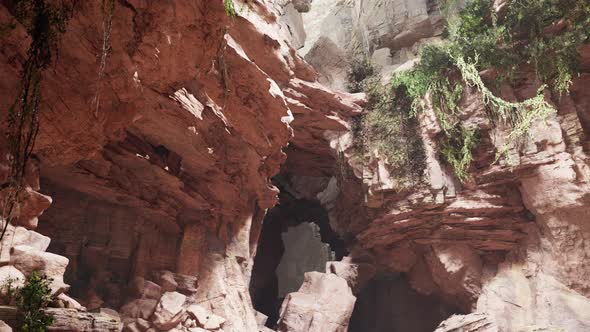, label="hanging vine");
[350,0,589,182]
[1,0,73,241]
[91,0,115,117]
